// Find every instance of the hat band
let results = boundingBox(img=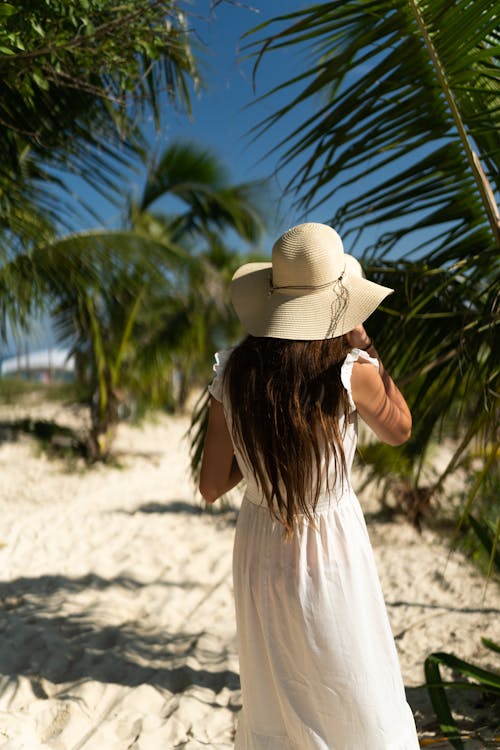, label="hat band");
[269,267,345,296]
